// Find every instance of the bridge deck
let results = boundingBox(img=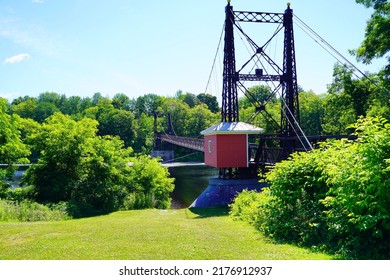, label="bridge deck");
[158,134,204,152]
